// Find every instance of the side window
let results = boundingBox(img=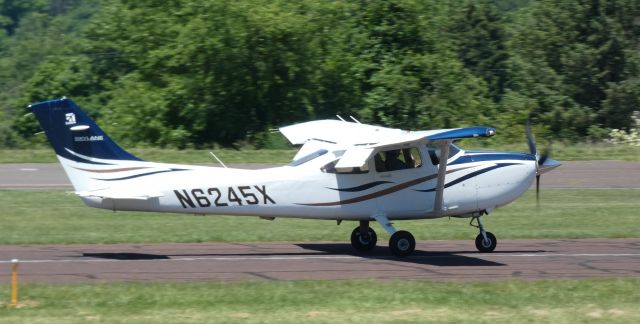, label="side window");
[321,159,369,174]
[375,147,422,172]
